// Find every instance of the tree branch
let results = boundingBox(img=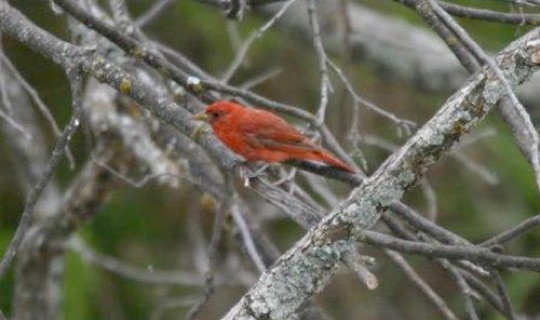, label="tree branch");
[222,28,540,319]
[0,68,83,280]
